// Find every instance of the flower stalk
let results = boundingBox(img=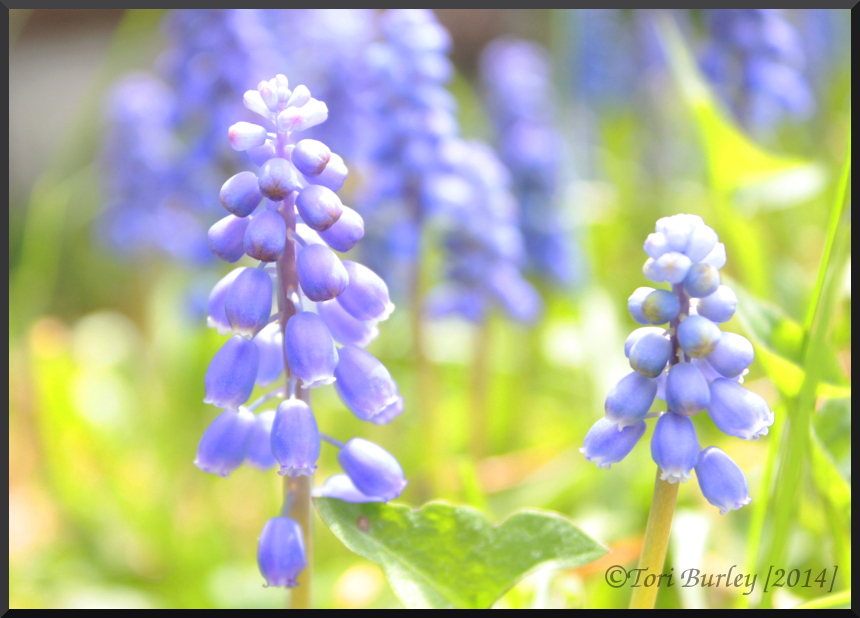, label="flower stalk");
[469,317,492,461]
[629,469,680,609]
[284,472,313,609]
